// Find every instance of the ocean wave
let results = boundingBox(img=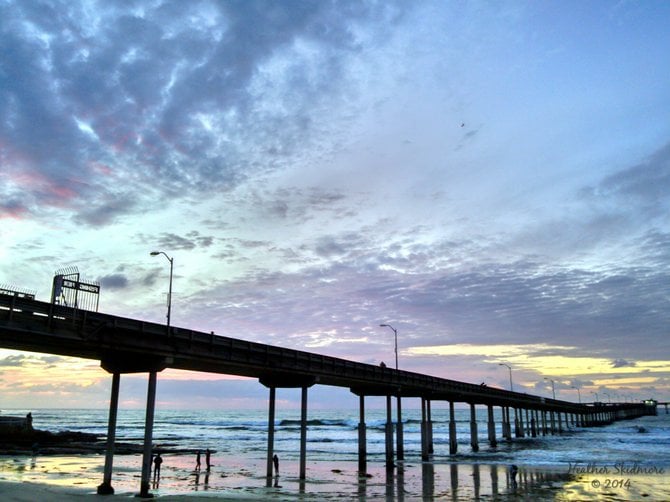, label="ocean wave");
[278,418,357,428]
